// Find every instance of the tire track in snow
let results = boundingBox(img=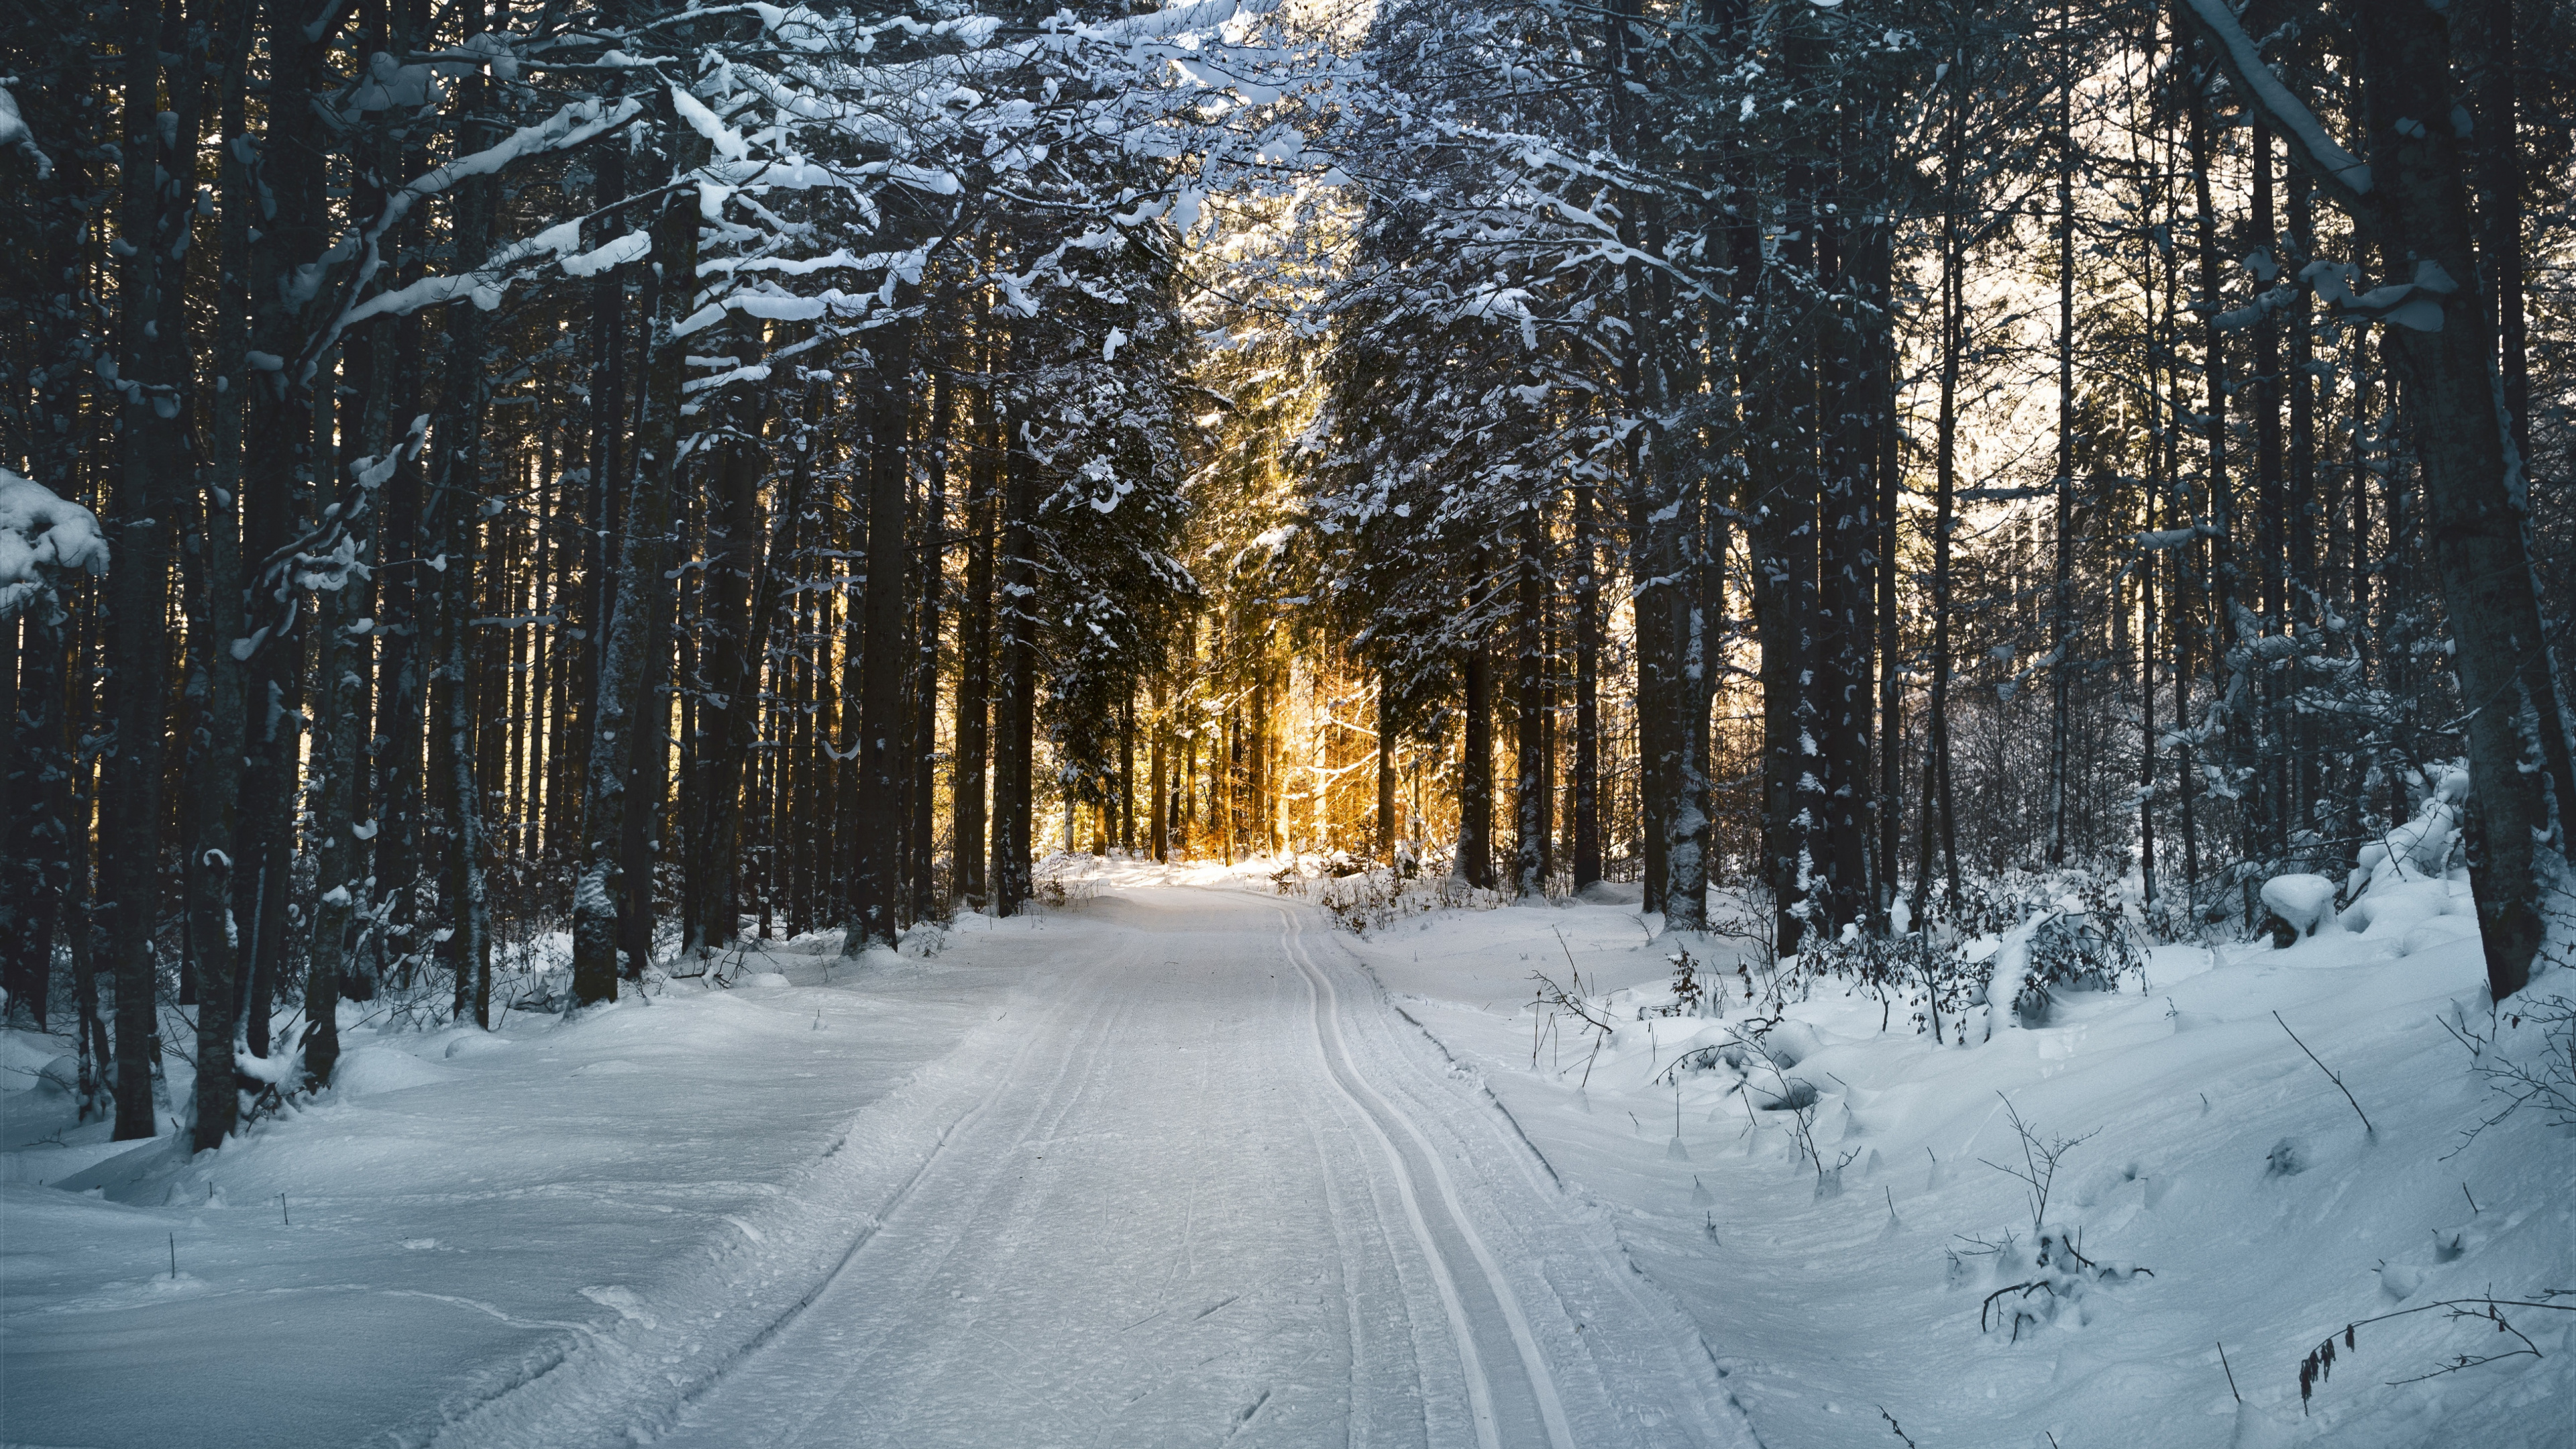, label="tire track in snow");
[421,952,1100,1449]
[1336,937,1768,1449]
[1275,904,1577,1449]
[751,972,1141,1447]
